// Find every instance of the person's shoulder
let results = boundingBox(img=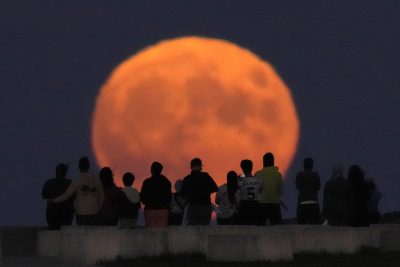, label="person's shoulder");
[43,177,57,185]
